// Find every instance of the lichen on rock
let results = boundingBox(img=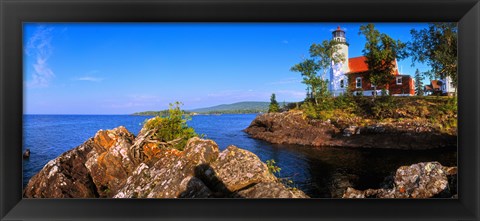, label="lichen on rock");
[342,162,457,198]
